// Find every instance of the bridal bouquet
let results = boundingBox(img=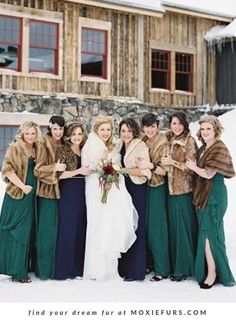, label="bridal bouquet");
[96,159,121,204]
